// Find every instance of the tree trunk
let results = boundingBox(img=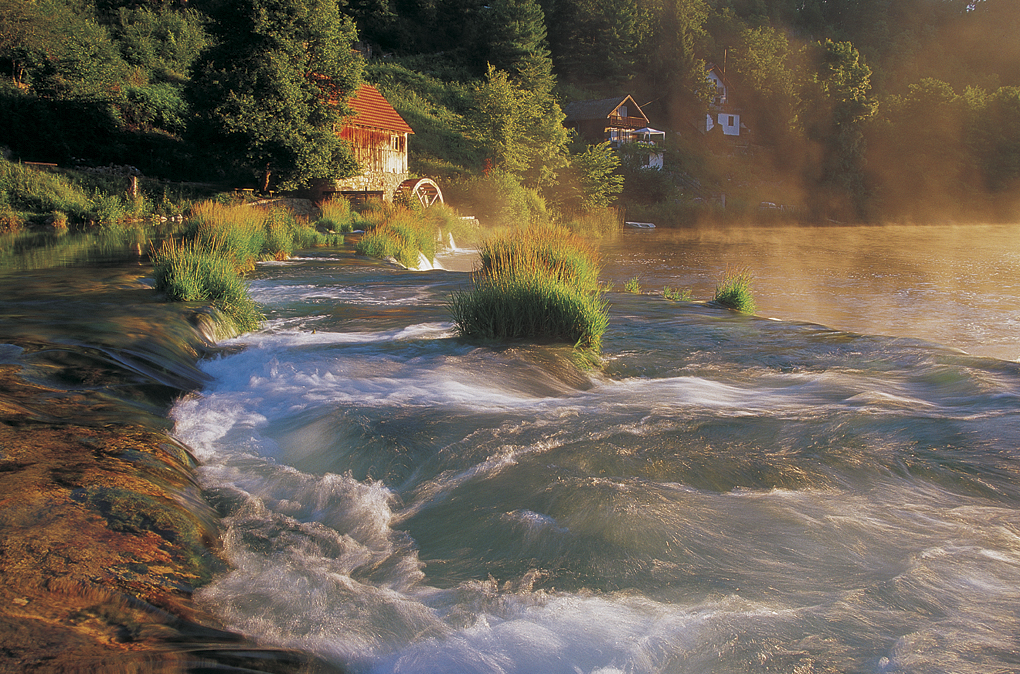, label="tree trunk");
[261,164,272,193]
